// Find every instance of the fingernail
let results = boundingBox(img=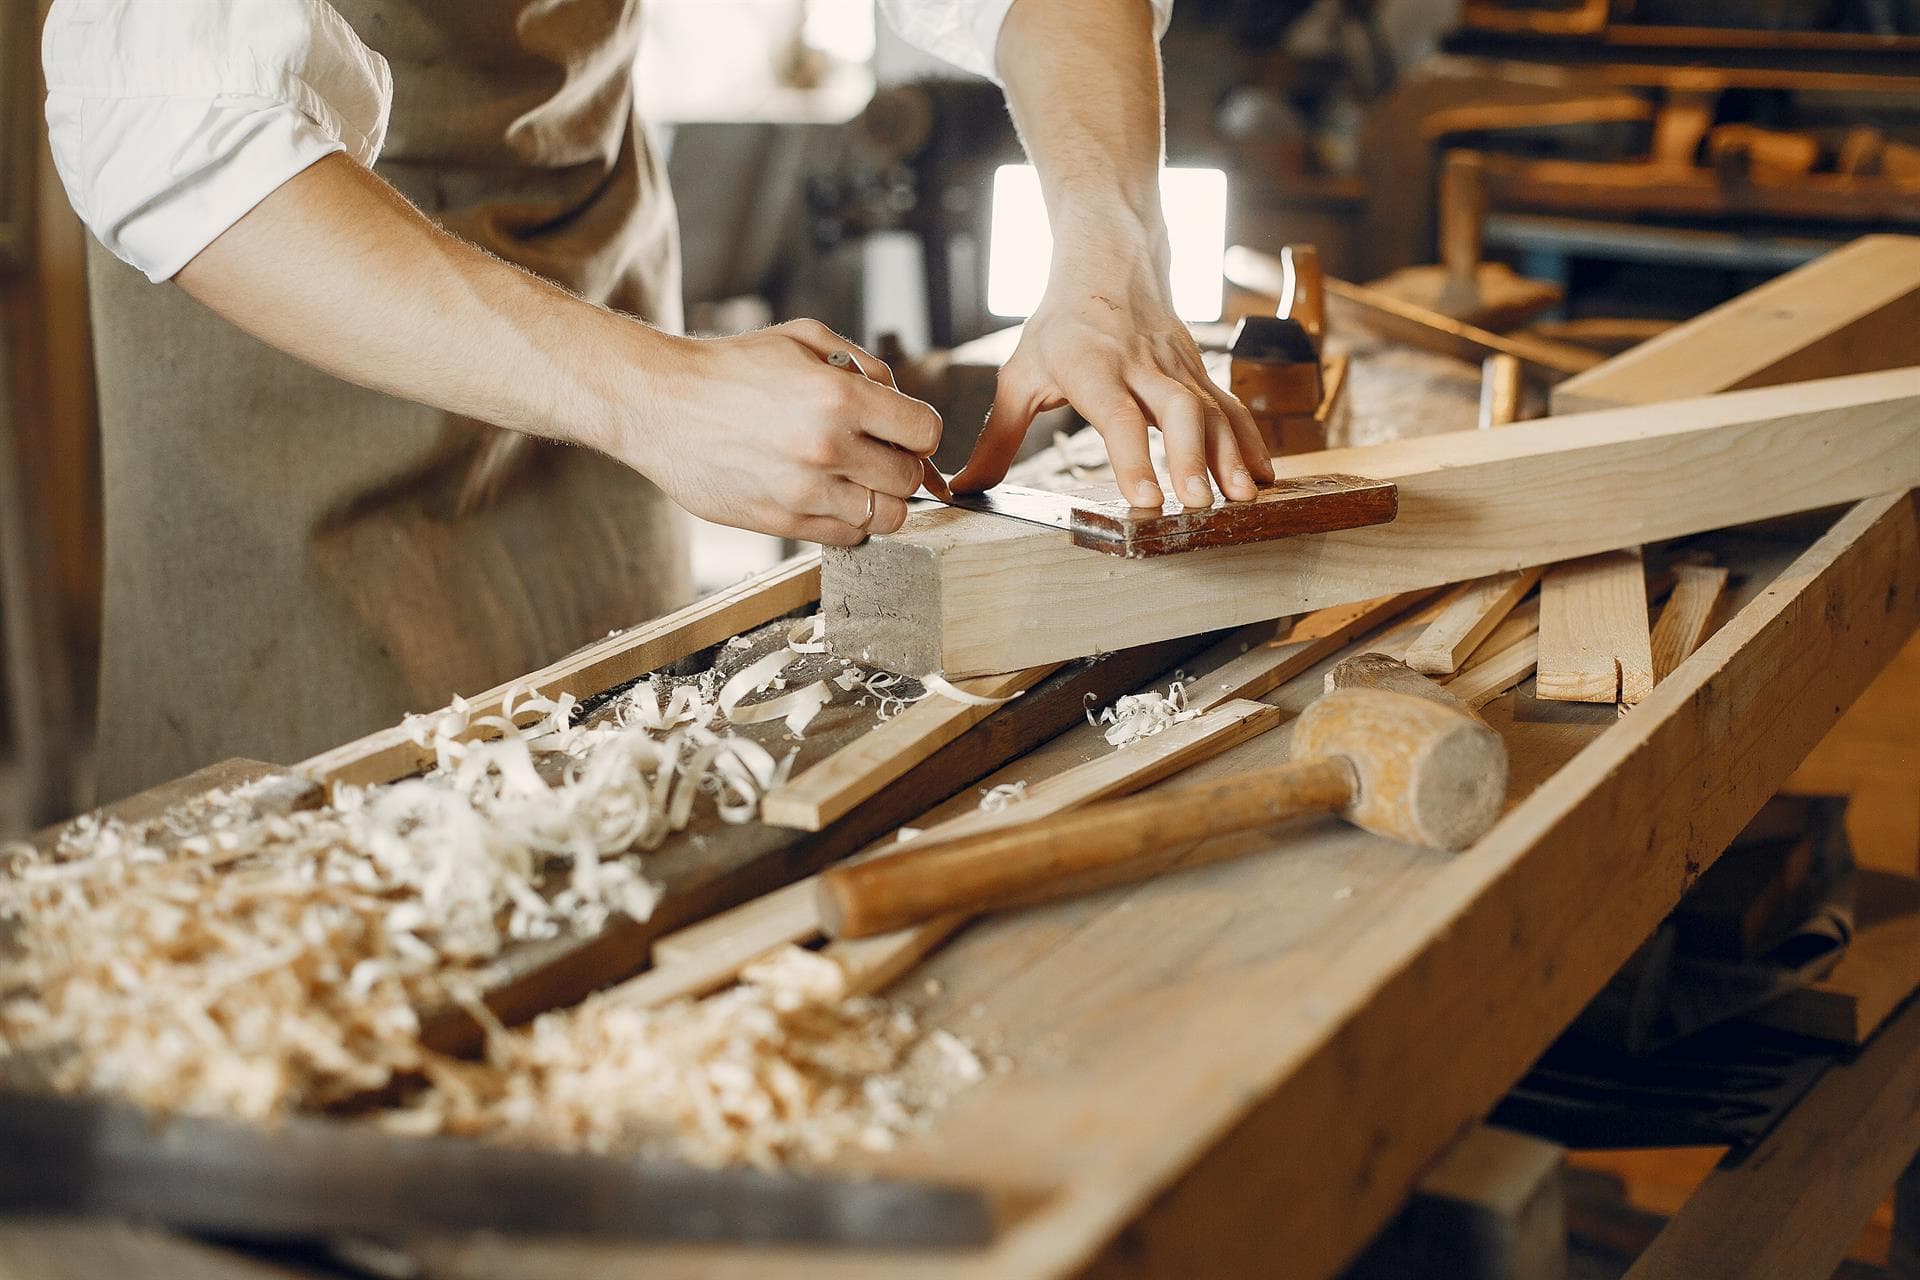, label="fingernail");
[1184,478,1212,506]
[1232,467,1253,489]
[1134,481,1162,506]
